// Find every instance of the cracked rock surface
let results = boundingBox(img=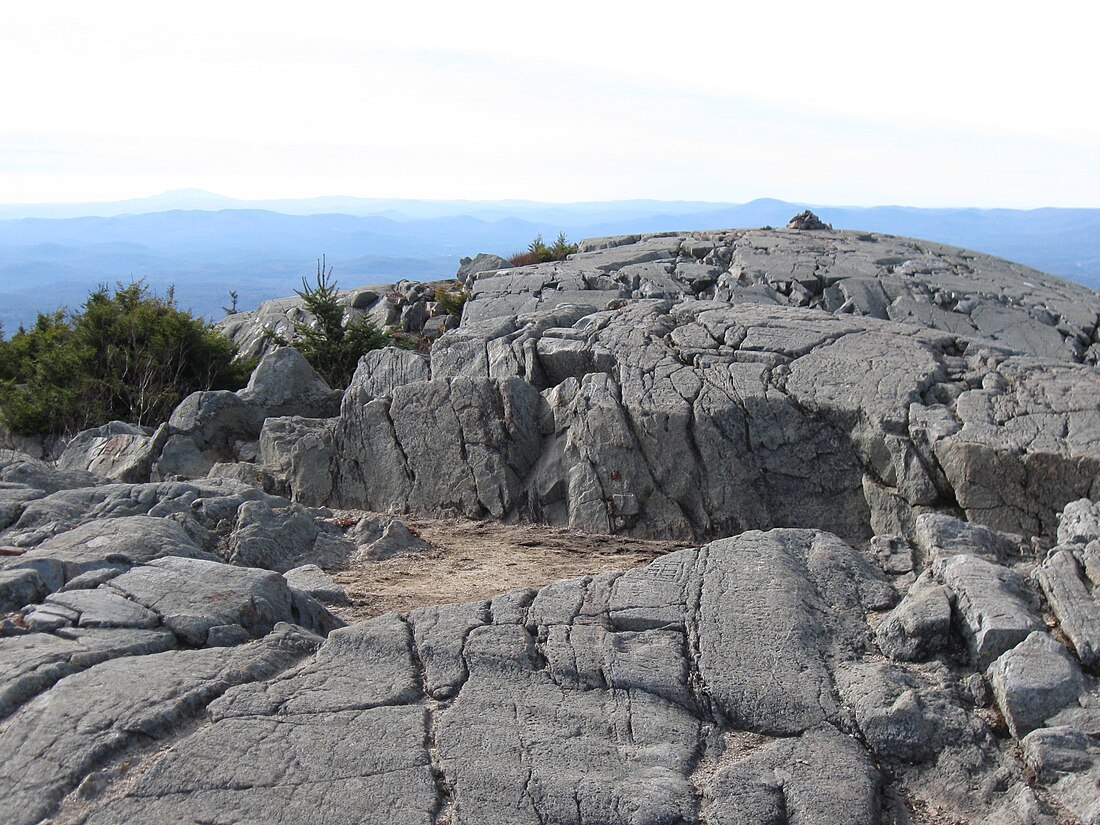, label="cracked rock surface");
[2,226,1100,824]
[3,524,1088,824]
